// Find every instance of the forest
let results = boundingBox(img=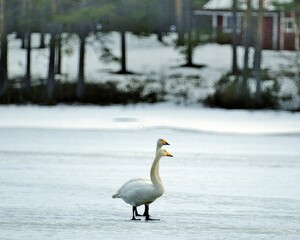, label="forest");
[0,0,300,110]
